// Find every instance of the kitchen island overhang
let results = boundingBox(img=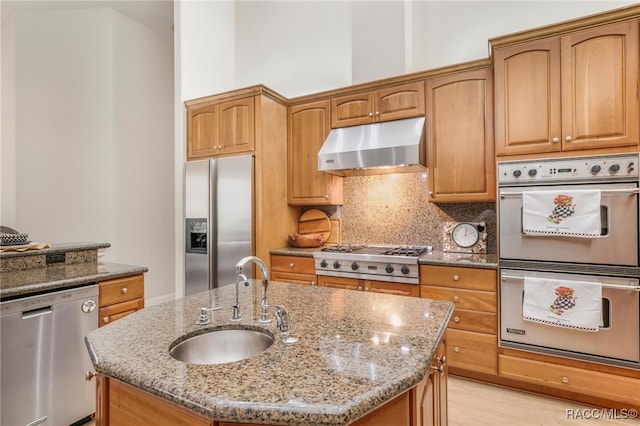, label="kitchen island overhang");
[86,280,453,425]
